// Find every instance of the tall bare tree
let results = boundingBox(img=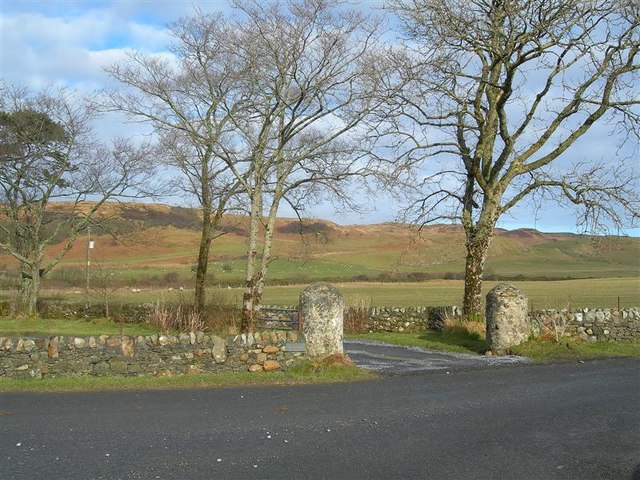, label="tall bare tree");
[0,84,158,316]
[222,0,389,331]
[388,0,640,318]
[107,0,392,331]
[104,11,249,315]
